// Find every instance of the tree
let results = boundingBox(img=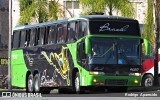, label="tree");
[142,0,155,50]
[18,0,48,24]
[18,0,73,24]
[48,0,73,21]
[142,0,160,86]
[153,0,160,86]
[79,0,134,18]
[19,0,31,12]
